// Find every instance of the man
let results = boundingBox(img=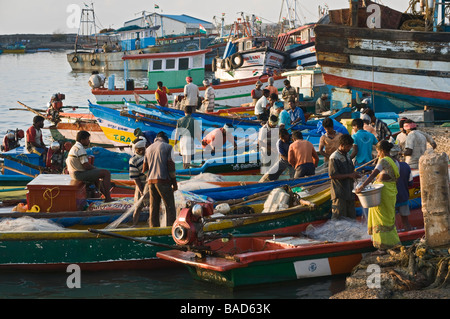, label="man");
[155,81,171,107]
[174,105,202,169]
[281,80,297,109]
[2,129,24,152]
[258,115,280,174]
[363,109,392,141]
[129,139,148,226]
[133,128,156,148]
[402,120,436,169]
[26,115,48,162]
[318,117,343,166]
[259,128,294,182]
[202,124,237,155]
[201,79,215,113]
[265,77,278,96]
[66,130,113,202]
[142,132,177,227]
[251,80,263,106]
[351,118,377,166]
[315,93,330,114]
[288,100,306,126]
[277,102,292,131]
[288,130,319,178]
[254,89,270,121]
[329,134,361,219]
[183,76,199,107]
